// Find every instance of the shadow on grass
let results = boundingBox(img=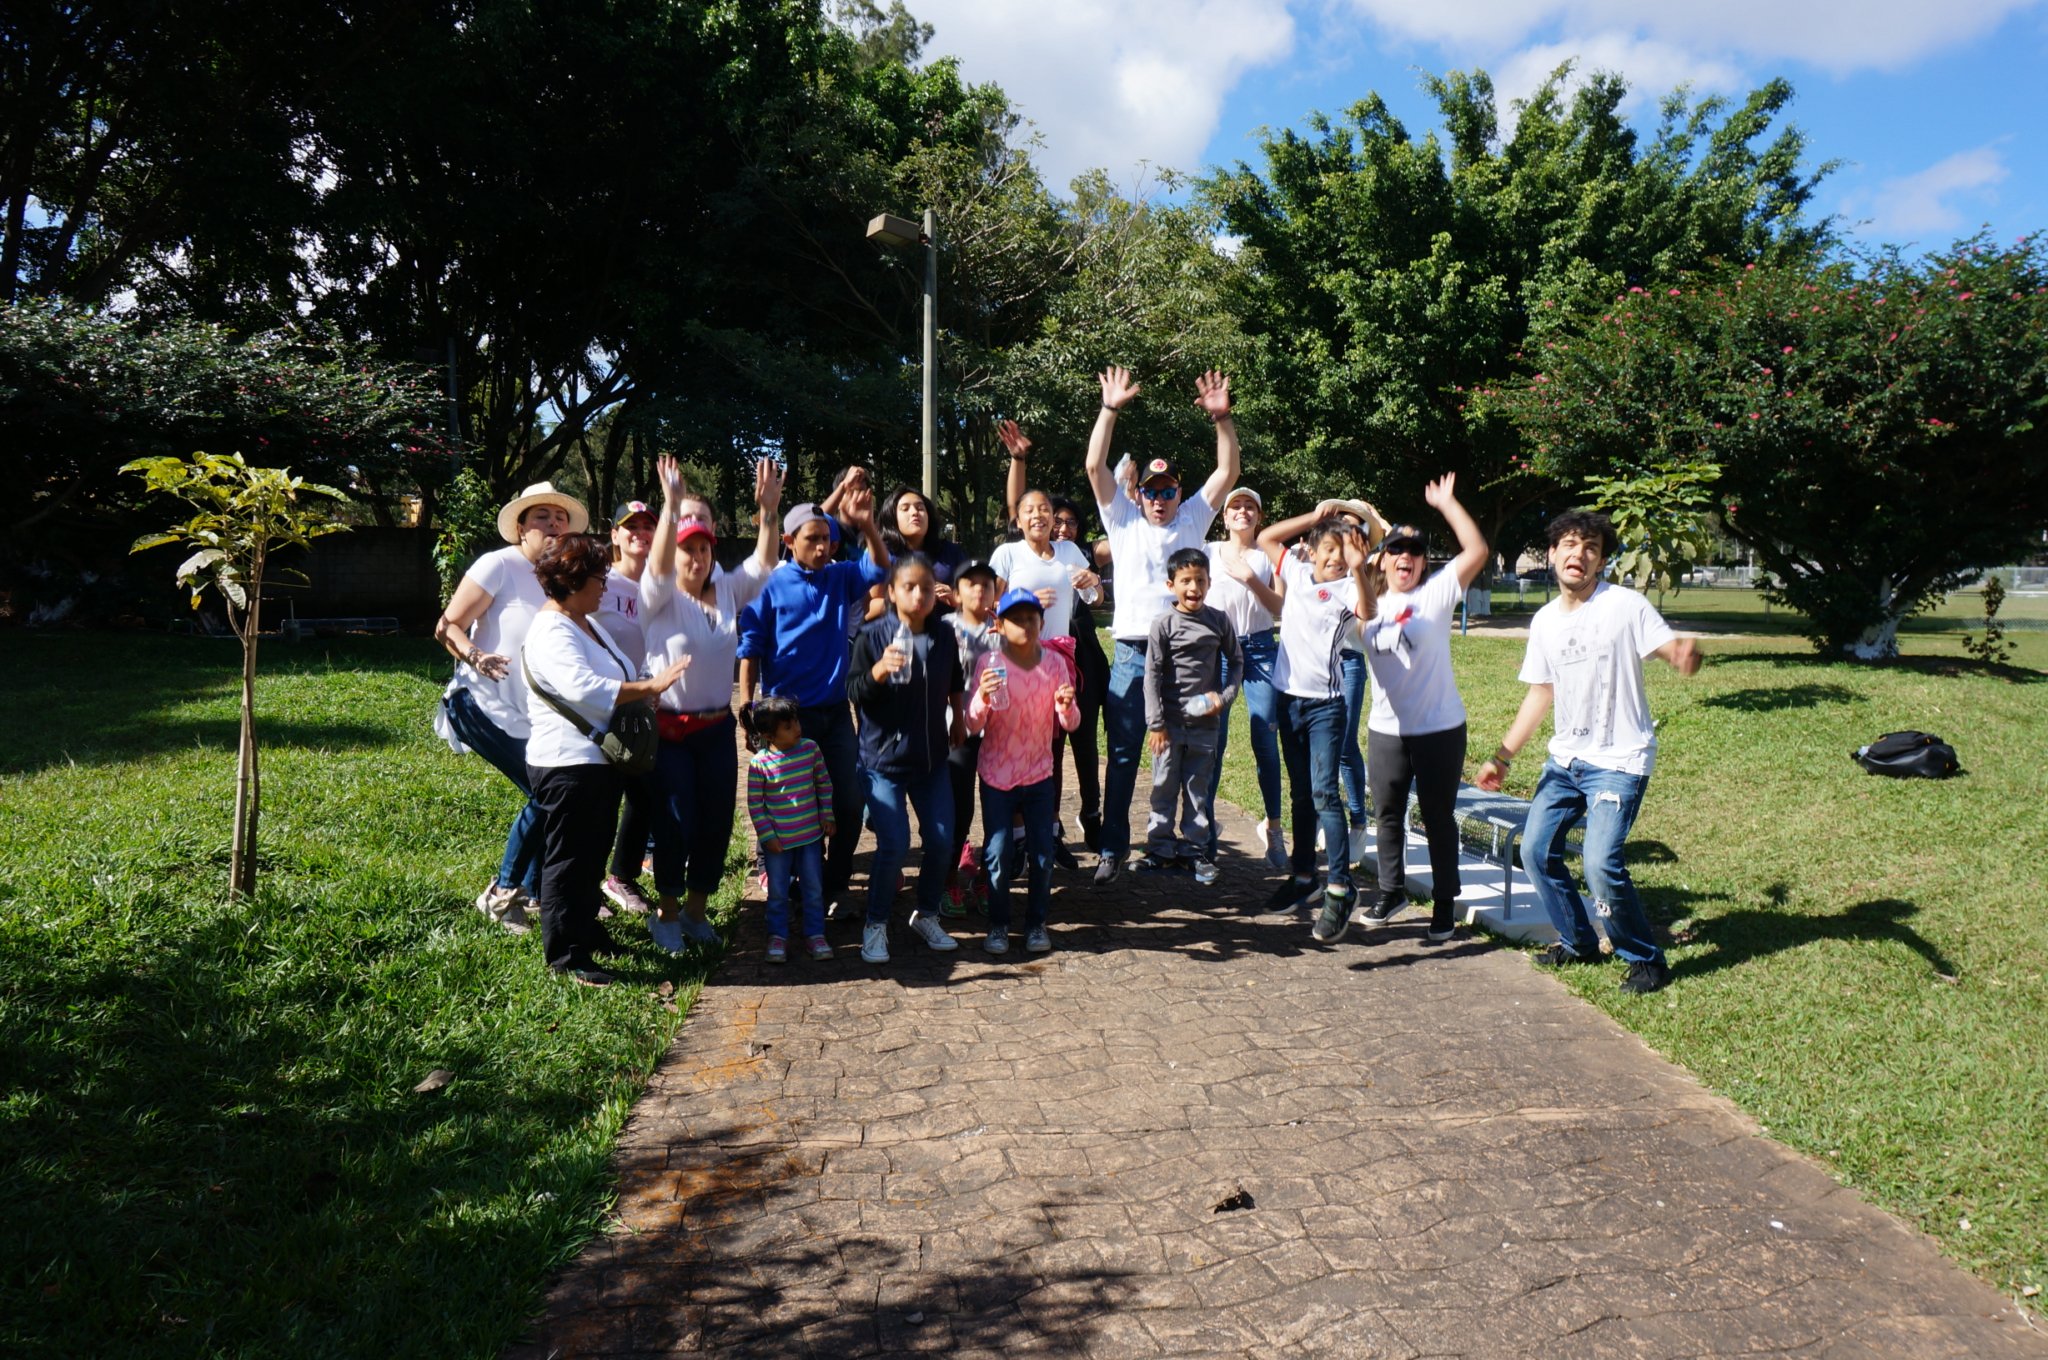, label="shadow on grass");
[1738,650,2048,685]
[1675,894,1956,983]
[1699,682,1863,712]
